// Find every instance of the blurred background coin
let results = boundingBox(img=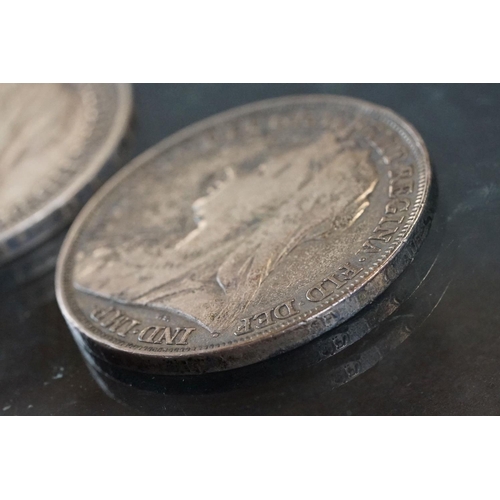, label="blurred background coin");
[0,83,132,266]
[56,95,432,374]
